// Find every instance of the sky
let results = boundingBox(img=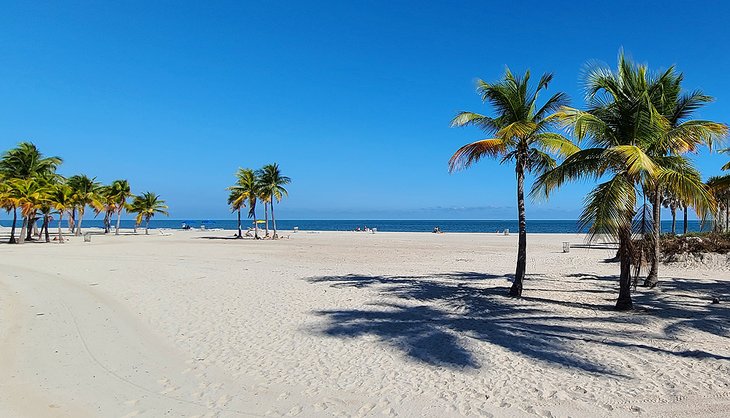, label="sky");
[1,1,728,220]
